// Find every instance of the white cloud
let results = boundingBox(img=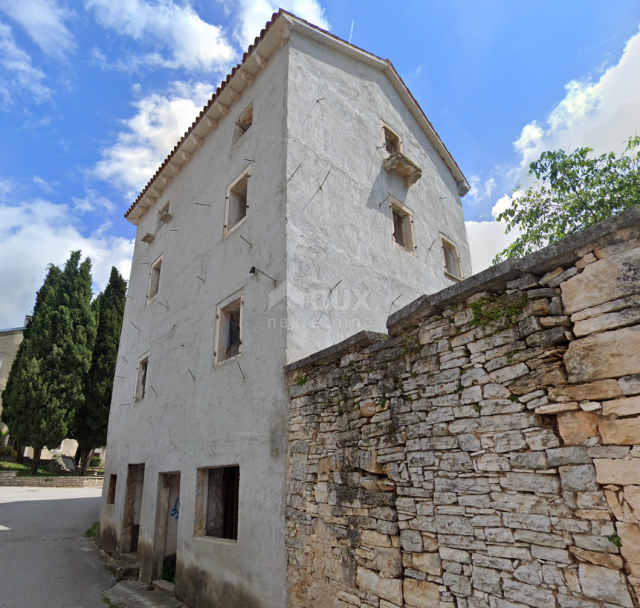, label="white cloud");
[85,0,236,71]
[0,0,75,60]
[32,175,58,193]
[0,20,51,106]
[72,188,115,214]
[222,0,330,49]
[465,218,520,274]
[514,28,640,172]
[0,199,133,328]
[92,81,213,195]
